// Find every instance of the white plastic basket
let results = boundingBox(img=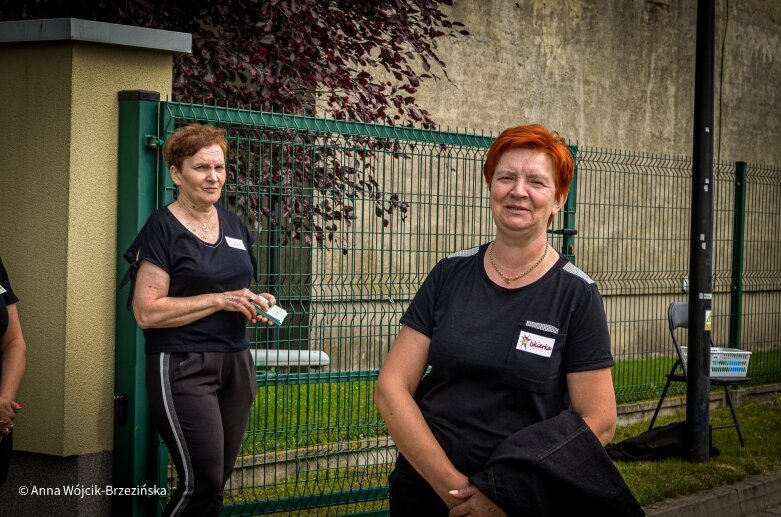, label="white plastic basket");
[680,346,751,378]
